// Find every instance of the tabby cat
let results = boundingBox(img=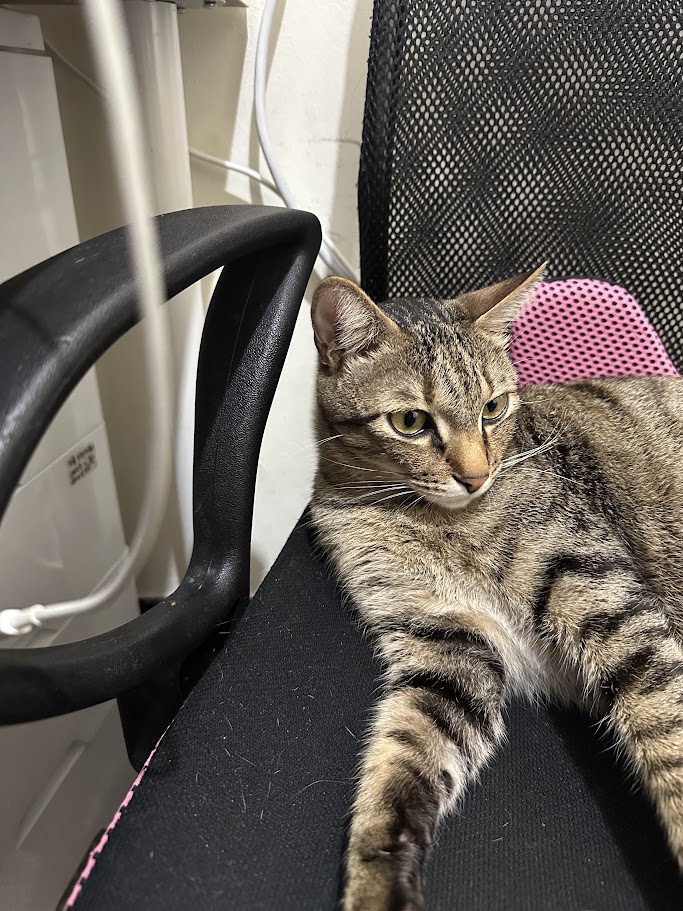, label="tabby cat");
[309,268,683,910]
